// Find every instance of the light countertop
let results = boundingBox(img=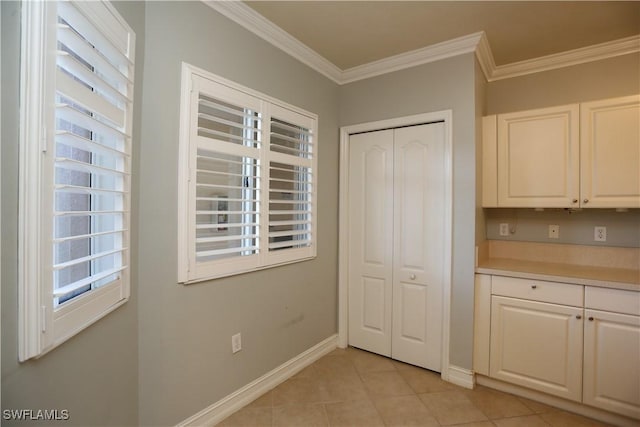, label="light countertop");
[476,258,640,291]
